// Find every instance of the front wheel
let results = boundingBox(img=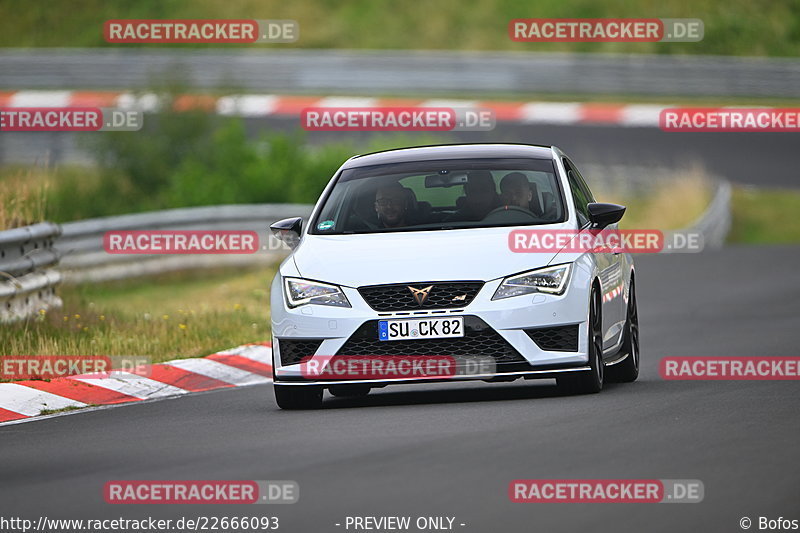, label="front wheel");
[607,277,640,383]
[274,384,323,410]
[557,286,604,395]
